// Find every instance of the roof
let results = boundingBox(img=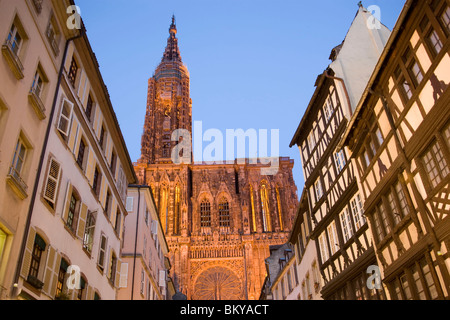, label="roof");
[338,0,416,150]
